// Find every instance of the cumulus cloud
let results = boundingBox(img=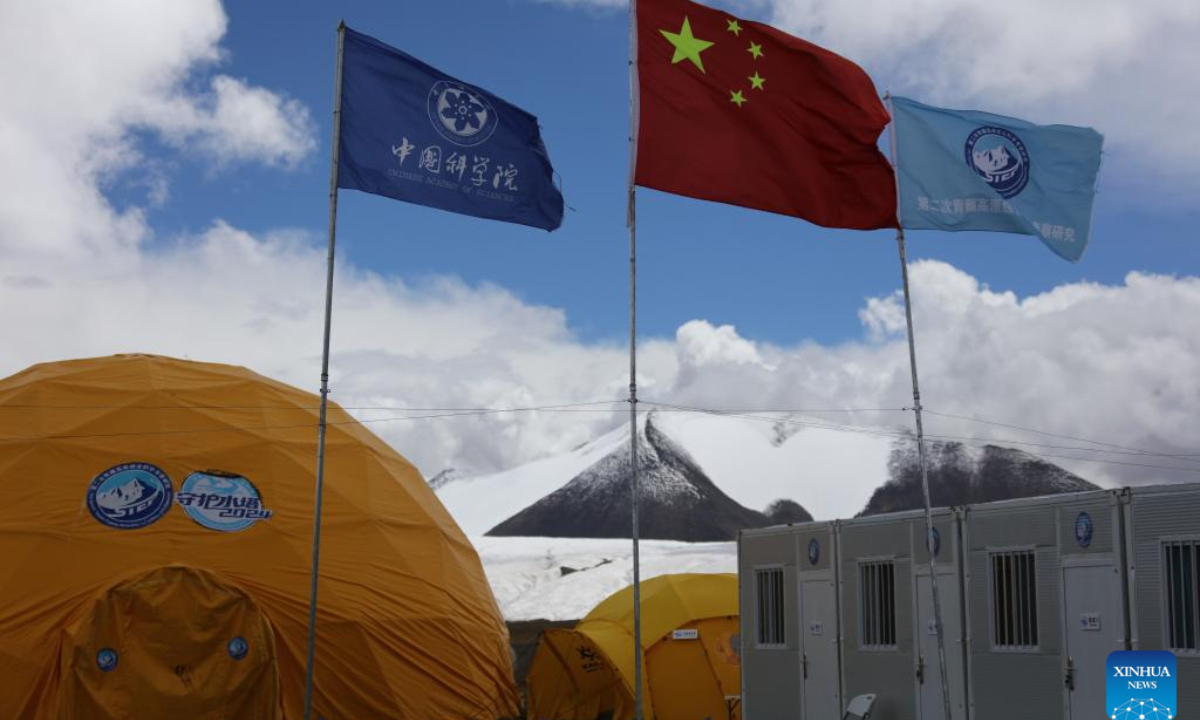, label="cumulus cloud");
[0,0,314,262]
